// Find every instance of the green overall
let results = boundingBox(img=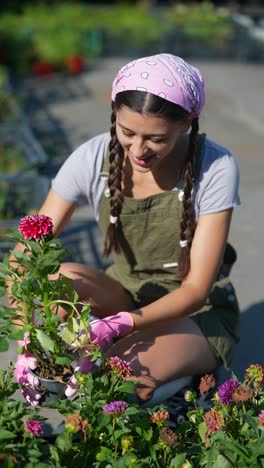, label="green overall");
[98,136,240,369]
